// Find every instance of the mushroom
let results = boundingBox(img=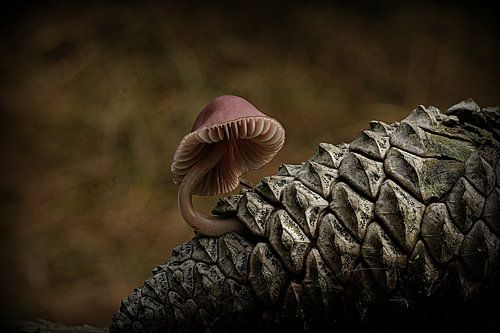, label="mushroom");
[171,95,285,236]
